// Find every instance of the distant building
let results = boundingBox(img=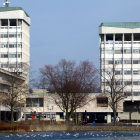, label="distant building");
[99,22,140,97]
[0,7,30,79]
[0,6,30,121]
[23,89,118,123]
